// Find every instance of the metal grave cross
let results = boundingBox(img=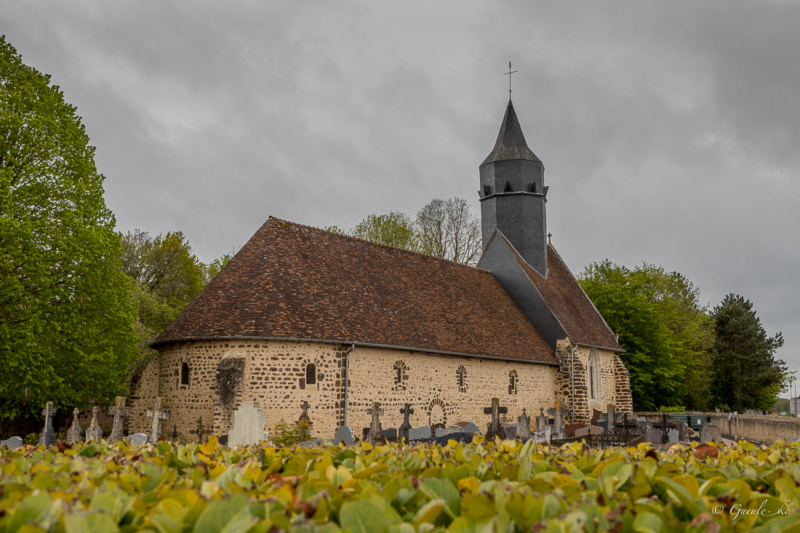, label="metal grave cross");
[652,413,677,444]
[38,401,57,447]
[399,403,414,442]
[298,401,311,423]
[483,398,508,441]
[66,407,82,445]
[86,406,103,442]
[503,61,518,96]
[189,417,207,443]
[145,397,170,443]
[108,396,129,444]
